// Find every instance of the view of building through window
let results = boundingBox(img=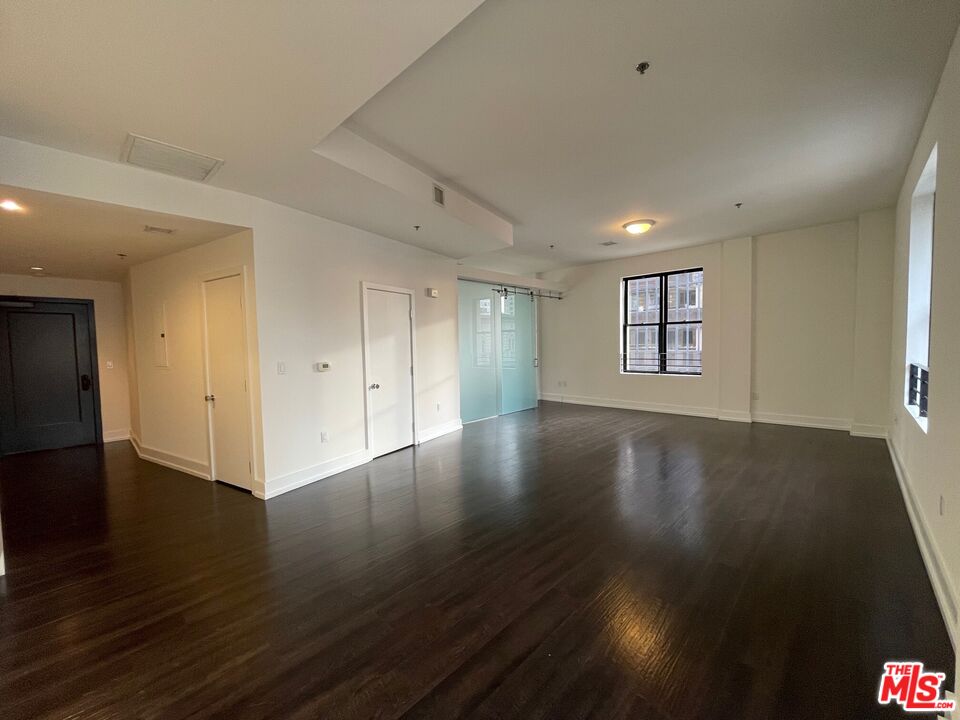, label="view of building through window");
[622,268,703,375]
[904,145,936,431]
